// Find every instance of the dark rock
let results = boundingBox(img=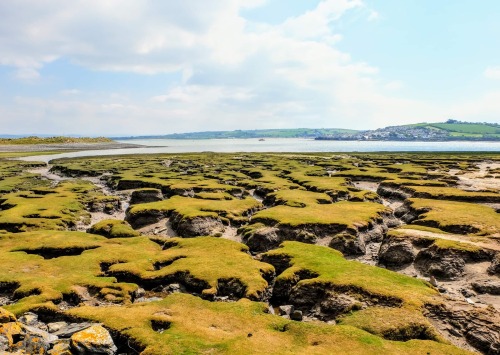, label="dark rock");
[243,227,281,253]
[448,327,462,337]
[378,236,415,267]
[471,280,500,295]
[126,209,165,228]
[130,188,163,205]
[164,283,186,294]
[319,294,360,318]
[329,233,365,256]
[465,326,500,355]
[171,214,225,237]
[414,247,466,280]
[394,201,423,223]
[70,325,117,355]
[377,183,412,201]
[437,286,447,293]
[290,310,303,321]
[216,278,247,300]
[460,288,476,298]
[488,253,500,275]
